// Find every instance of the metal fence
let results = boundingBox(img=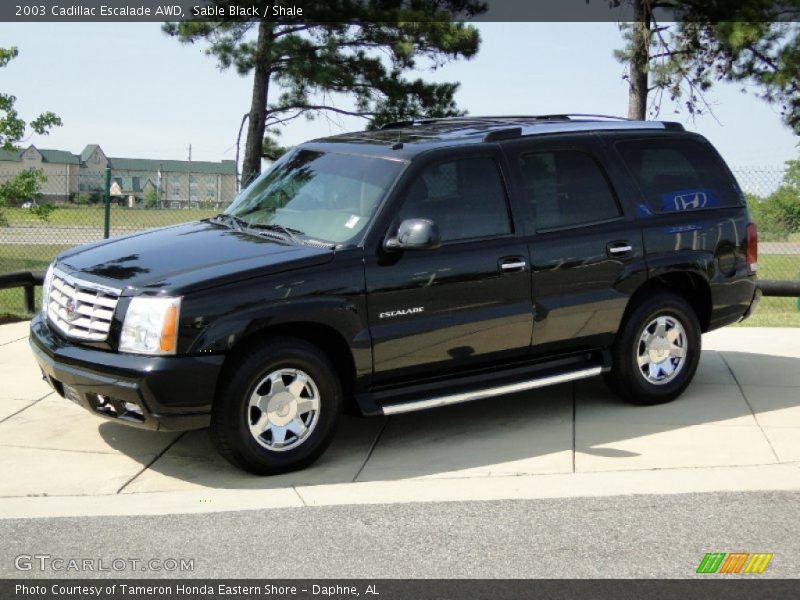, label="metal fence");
[1,166,799,325]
